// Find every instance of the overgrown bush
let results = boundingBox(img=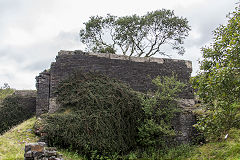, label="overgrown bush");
[39,72,143,156]
[0,94,36,134]
[137,75,185,149]
[191,6,240,141]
